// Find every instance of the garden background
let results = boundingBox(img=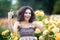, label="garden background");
[0,0,60,40]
